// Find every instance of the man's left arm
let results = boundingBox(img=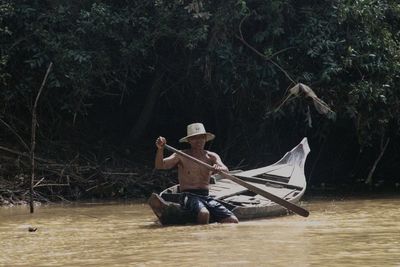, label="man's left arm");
[208,152,229,173]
